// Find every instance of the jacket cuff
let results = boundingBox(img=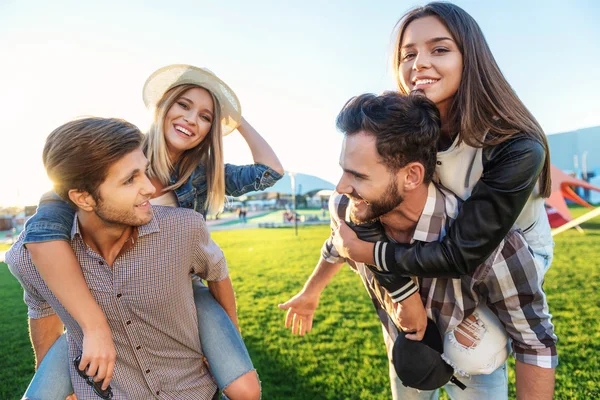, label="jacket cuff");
[365,263,419,303]
[373,241,399,273]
